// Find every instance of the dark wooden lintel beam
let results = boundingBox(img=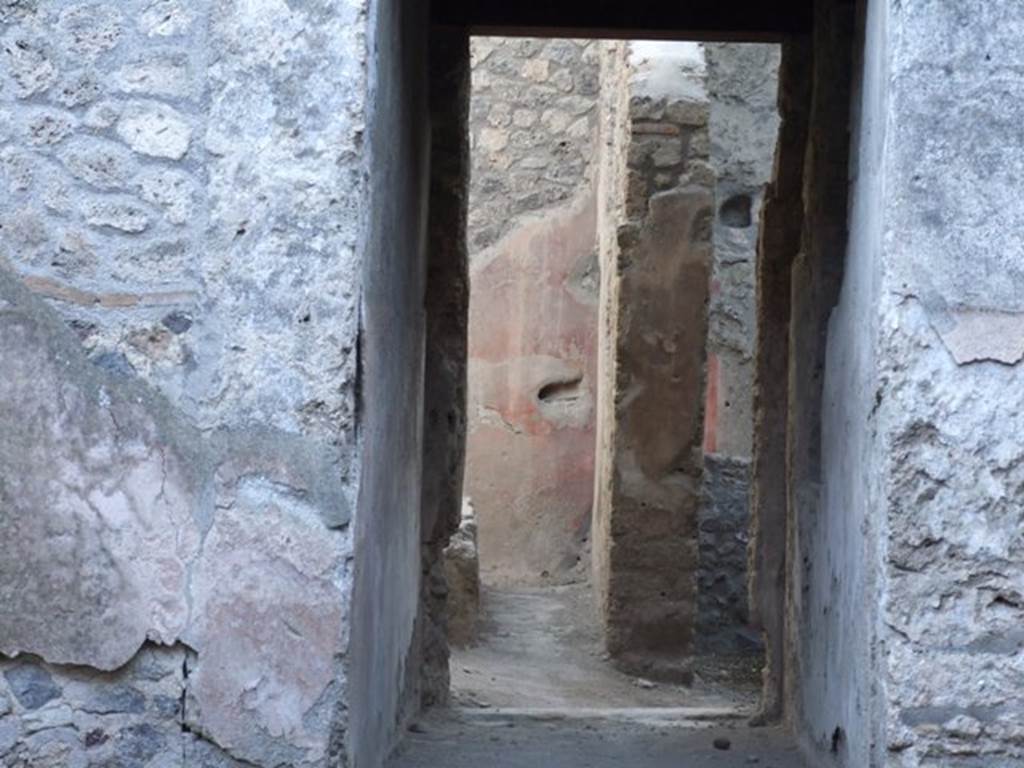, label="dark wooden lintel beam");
[431,1,813,41]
